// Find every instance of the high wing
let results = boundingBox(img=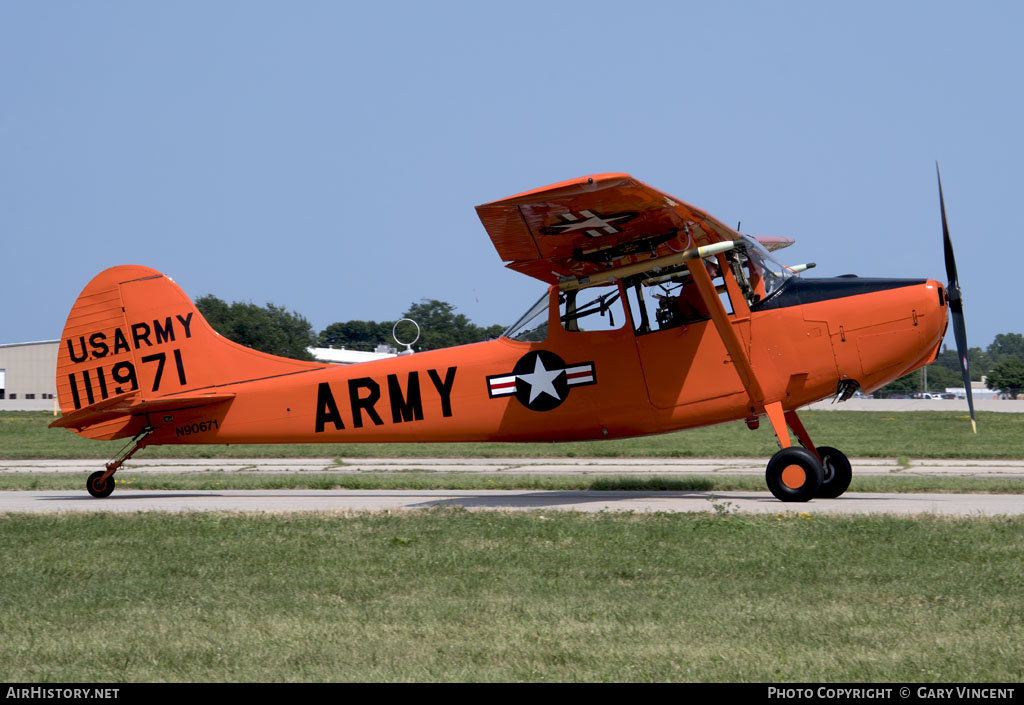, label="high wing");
[475,173,743,285]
